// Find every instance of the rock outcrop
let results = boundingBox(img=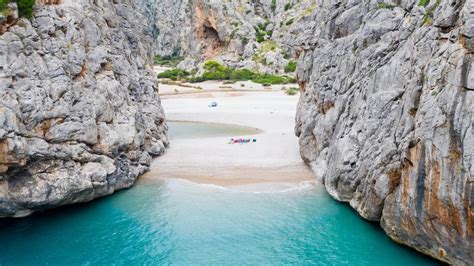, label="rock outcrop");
[0,2,19,35]
[0,0,168,218]
[295,1,473,264]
